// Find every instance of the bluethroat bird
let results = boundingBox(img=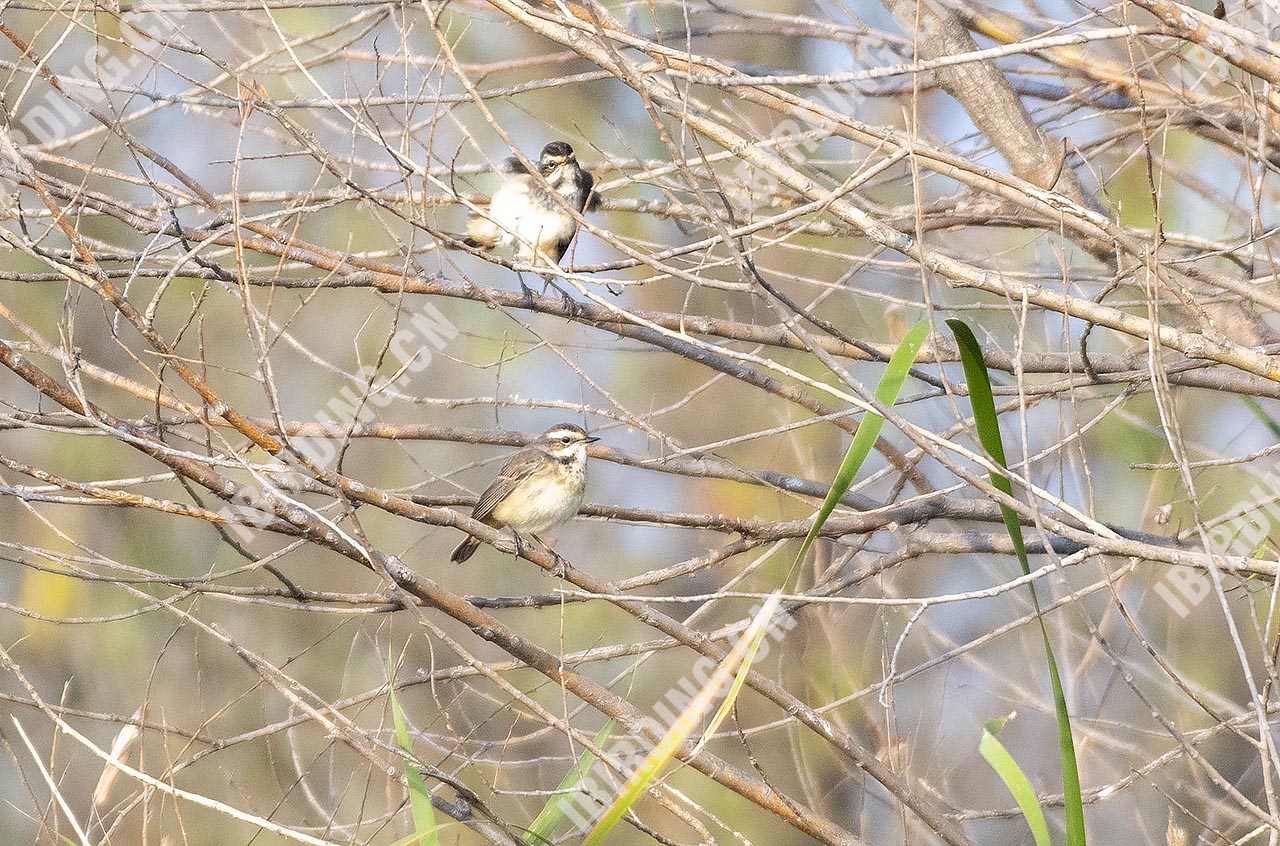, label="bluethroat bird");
[450,423,599,565]
[464,141,596,266]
